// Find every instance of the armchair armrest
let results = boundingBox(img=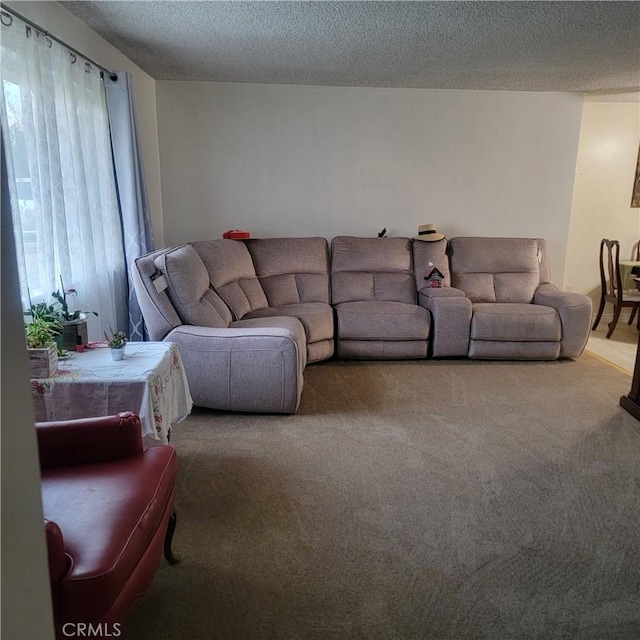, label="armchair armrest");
[36,412,143,469]
[44,519,69,585]
[418,288,472,357]
[534,283,592,358]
